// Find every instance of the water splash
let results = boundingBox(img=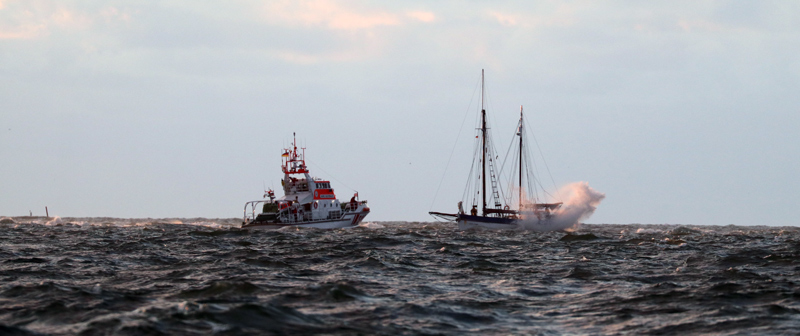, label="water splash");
[518,182,605,231]
[358,221,384,229]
